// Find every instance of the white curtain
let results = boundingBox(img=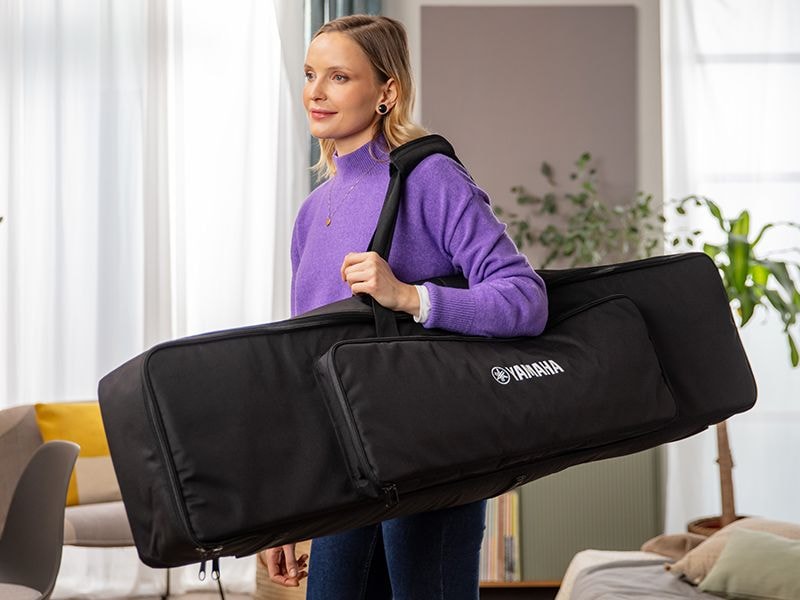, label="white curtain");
[662,0,800,532]
[0,0,307,595]
[0,0,307,407]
